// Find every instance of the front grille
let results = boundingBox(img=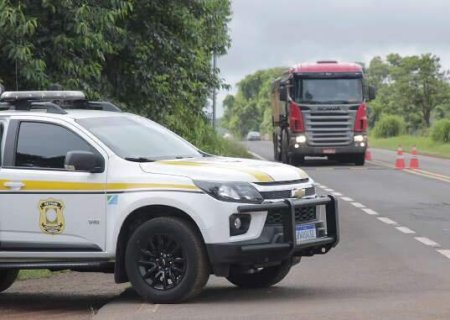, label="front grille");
[265,206,316,225]
[260,186,315,200]
[303,106,357,146]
